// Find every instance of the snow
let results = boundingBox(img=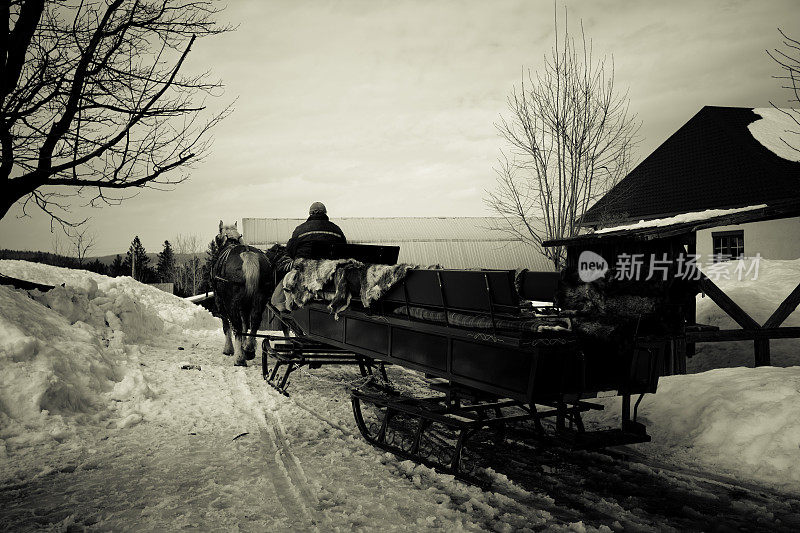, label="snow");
[749,107,800,162]
[588,367,800,491]
[595,204,767,234]
[0,260,219,452]
[2,259,800,530]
